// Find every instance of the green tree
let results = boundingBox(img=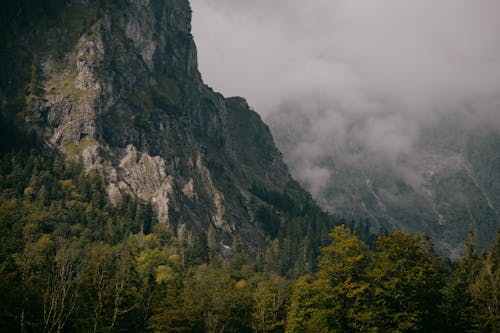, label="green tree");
[469,232,500,332]
[136,233,181,328]
[286,275,318,333]
[252,274,290,333]
[108,239,141,331]
[13,224,51,332]
[442,232,483,332]
[183,265,253,333]
[286,225,373,332]
[148,275,190,333]
[79,242,114,333]
[369,232,444,332]
[42,238,81,333]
